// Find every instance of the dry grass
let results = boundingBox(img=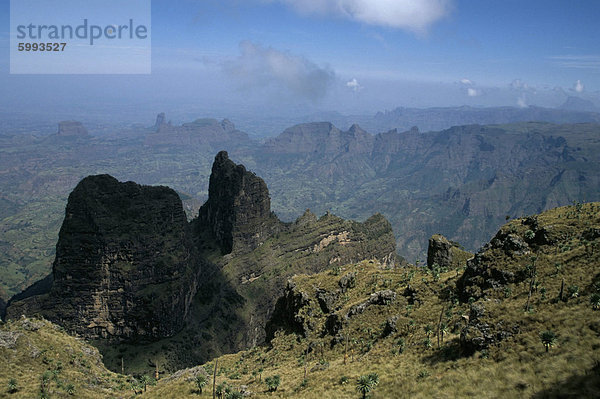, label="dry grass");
[2,203,599,398]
